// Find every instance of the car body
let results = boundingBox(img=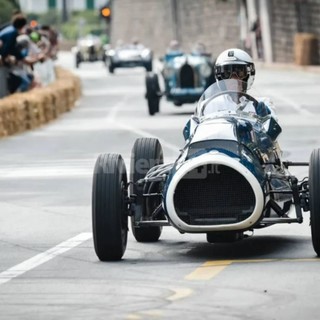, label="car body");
[145,52,215,115]
[106,43,153,73]
[73,35,106,68]
[92,79,317,261]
